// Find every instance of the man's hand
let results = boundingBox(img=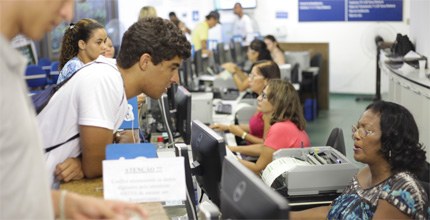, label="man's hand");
[55,158,84,182]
